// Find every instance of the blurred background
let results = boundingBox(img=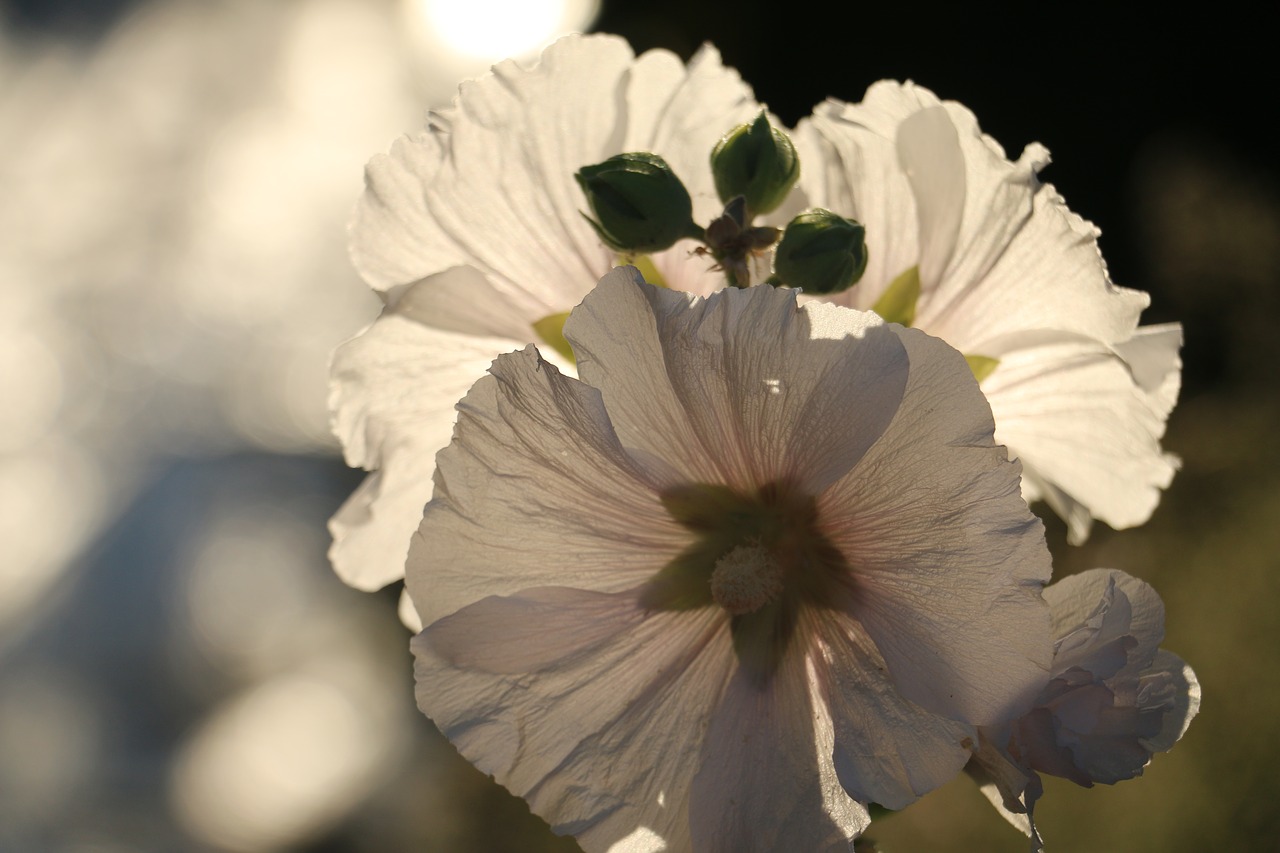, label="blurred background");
[0,0,1274,850]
